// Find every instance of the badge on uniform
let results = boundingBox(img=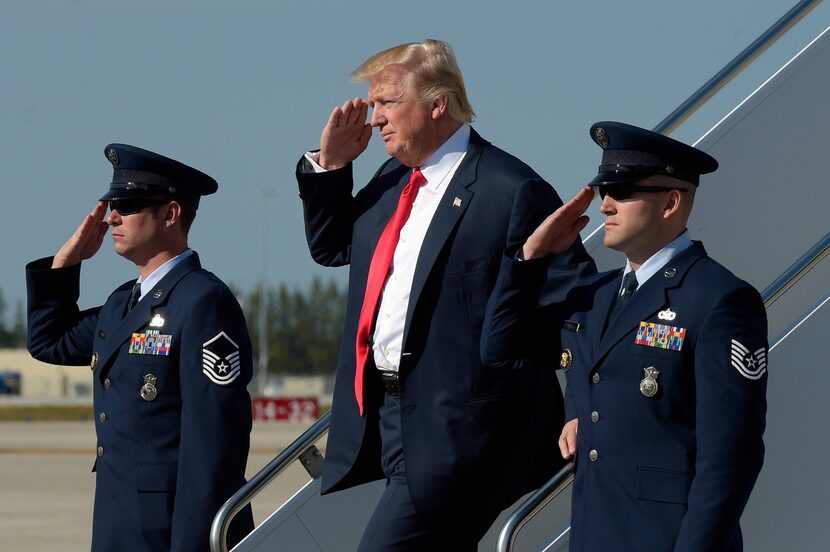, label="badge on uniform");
[140,374,158,401]
[560,349,573,370]
[730,339,767,380]
[129,330,172,356]
[635,321,686,351]
[202,331,241,385]
[640,366,660,397]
